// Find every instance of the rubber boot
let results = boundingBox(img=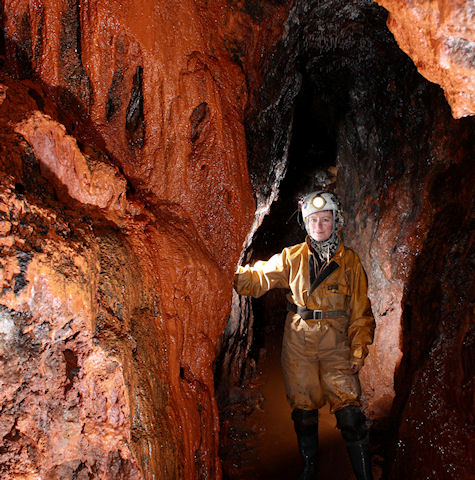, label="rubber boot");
[291,408,318,480]
[335,406,373,480]
[345,435,373,480]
